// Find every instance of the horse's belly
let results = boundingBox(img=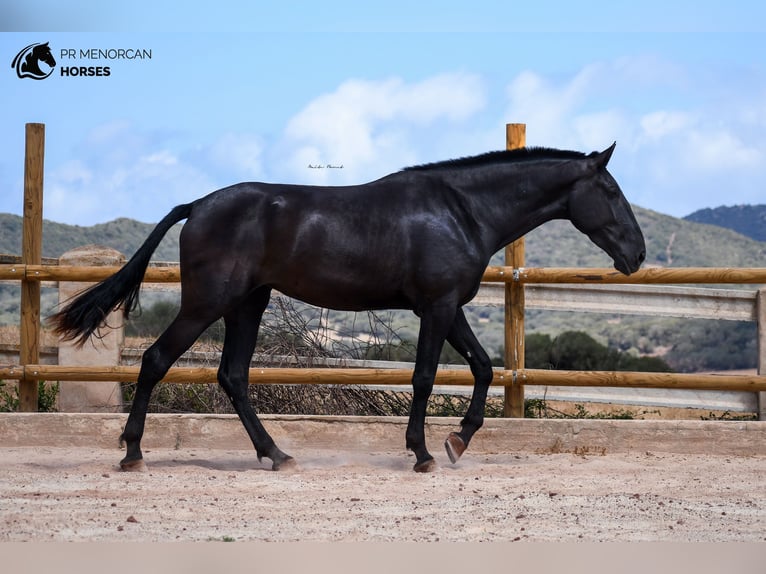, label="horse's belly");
[273,280,410,312]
